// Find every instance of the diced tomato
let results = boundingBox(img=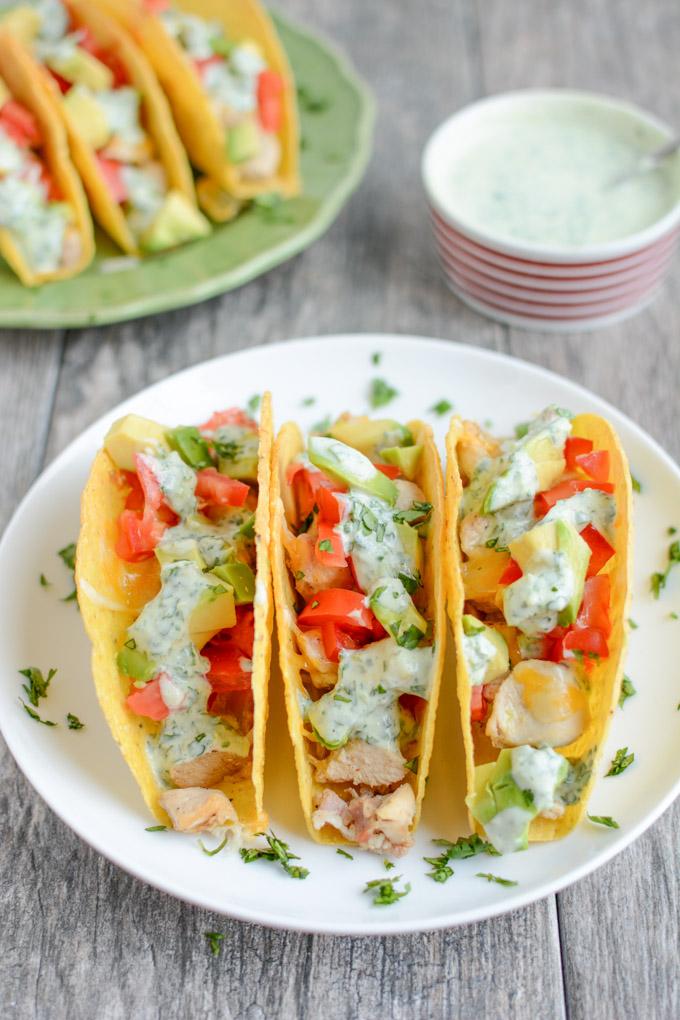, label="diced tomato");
[204,641,252,692]
[126,677,168,721]
[499,558,523,585]
[96,156,127,203]
[371,614,388,640]
[565,437,593,470]
[134,453,164,511]
[257,70,283,133]
[120,469,145,510]
[199,408,258,433]
[575,449,610,483]
[115,508,167,561]
[0,100,41,147]
[316,521,347,568]
[545,626,567,663]
[576,575,611,637]
[374,462,401,480]
[298,588,375,634]
[287,462,345,521]
[580,523,615,577]
[193,55,224,80]
[320,621,362,662]
[400,692,427,723]
[47,68,72,94]
[564,626,609,659]
[534,479,615,517]
[207,688,254,722]
[470,684,485,723]
[195,467,249,507]
[143,0,170,11]
[38,163,61,201]
[316,485,342,524]
[207,605,254,657]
